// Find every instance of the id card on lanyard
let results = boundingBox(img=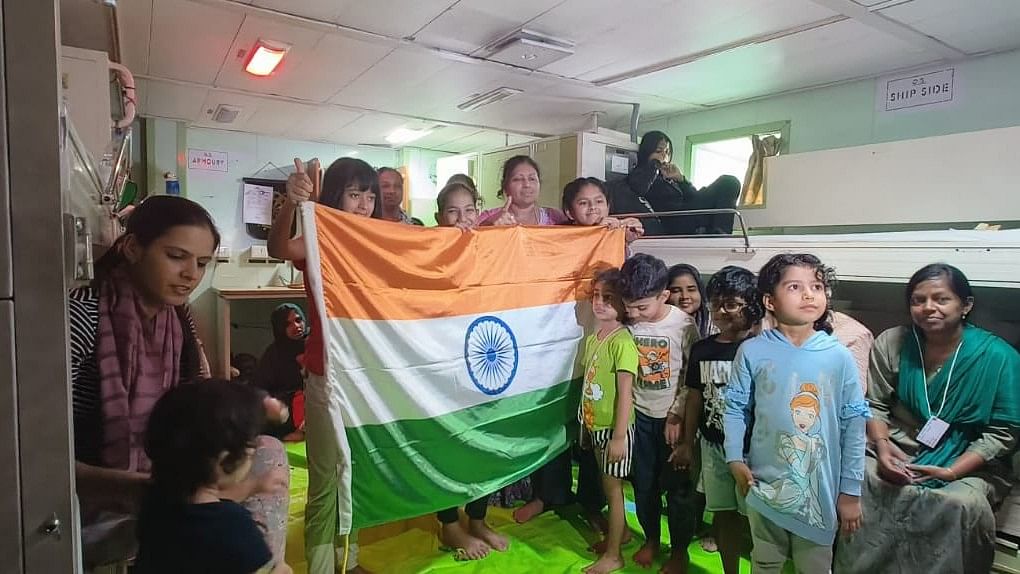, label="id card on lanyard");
[912,328,962,450]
